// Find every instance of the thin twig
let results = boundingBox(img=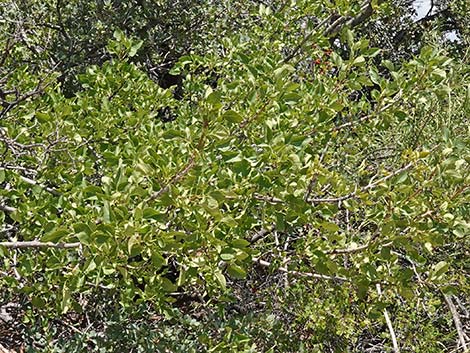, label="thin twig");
[252,257,349,282]
[326,242,370,255]
[250,227,274,243]
[149,118,208,201]
[253,193,283,204]
[149,156,195,201]
[323,0,383,37]
[283,14,333,63]
[282,235,291,288]
[333,91,403,132]
[309,163,413,204]
[0,241,81,249]
[238,100,270,130]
